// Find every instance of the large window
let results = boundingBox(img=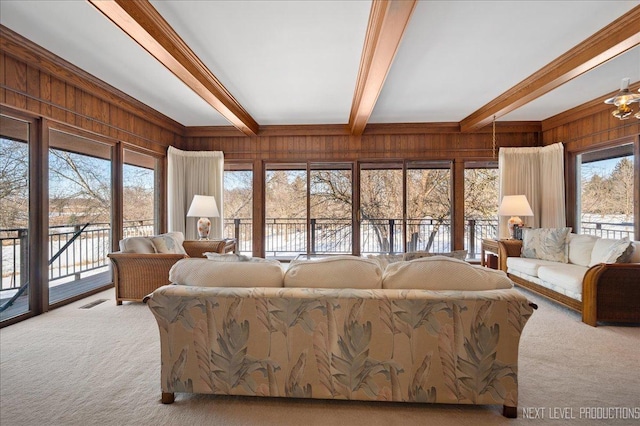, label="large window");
[577,143,635,239]
[123,149,158,237]
[224,164,253,255]
[464,161,499,260]
[310,164,352,254]
[265,164,307,258]
[406,161,452,253]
